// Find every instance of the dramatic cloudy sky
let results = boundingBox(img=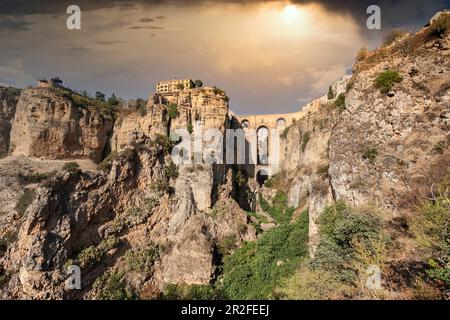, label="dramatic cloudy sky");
[0,0,449,114]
